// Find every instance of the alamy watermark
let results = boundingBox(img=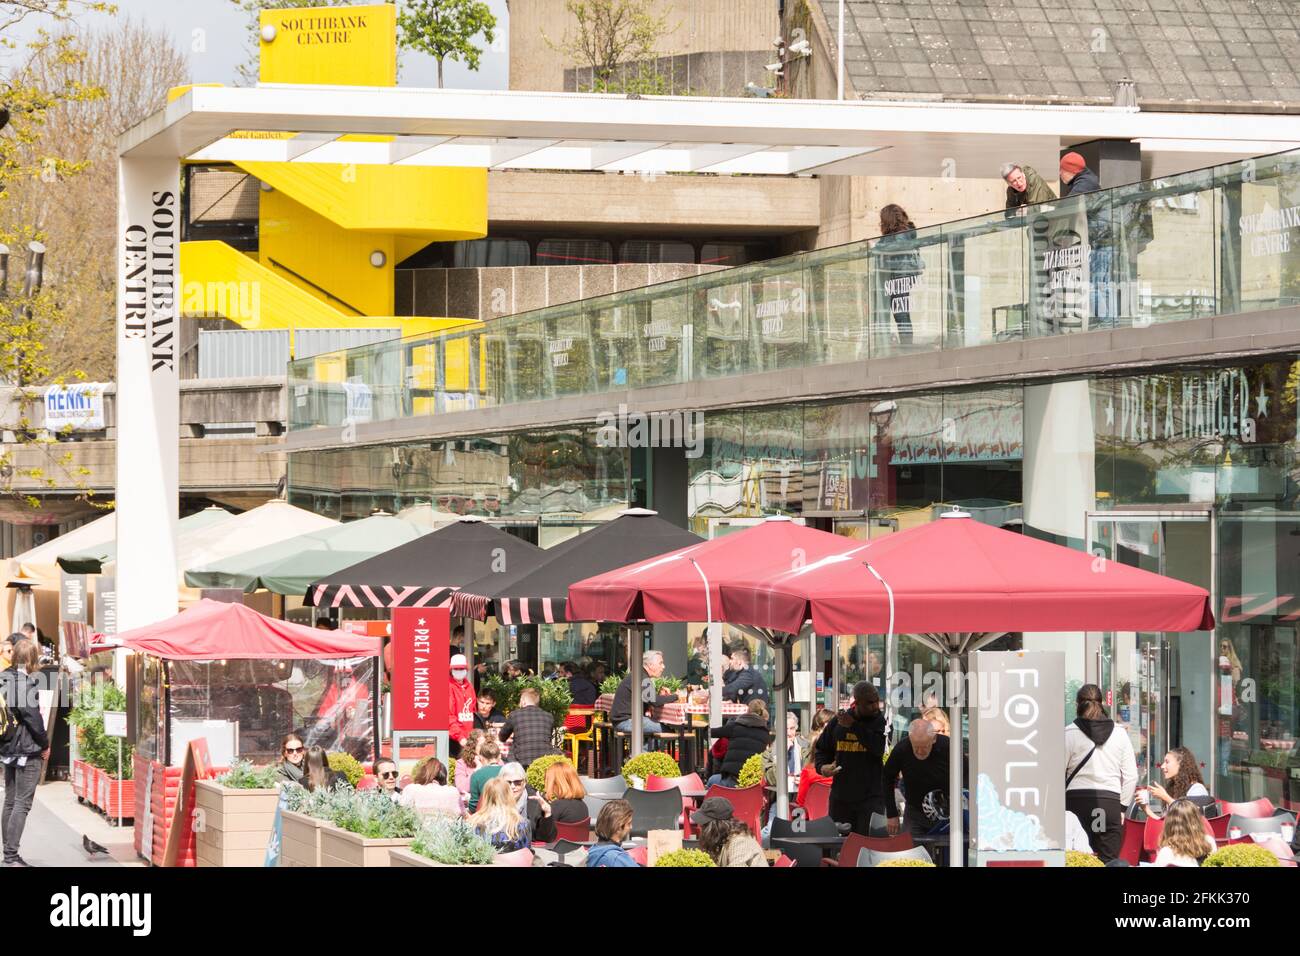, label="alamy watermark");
[595,404,703,458]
